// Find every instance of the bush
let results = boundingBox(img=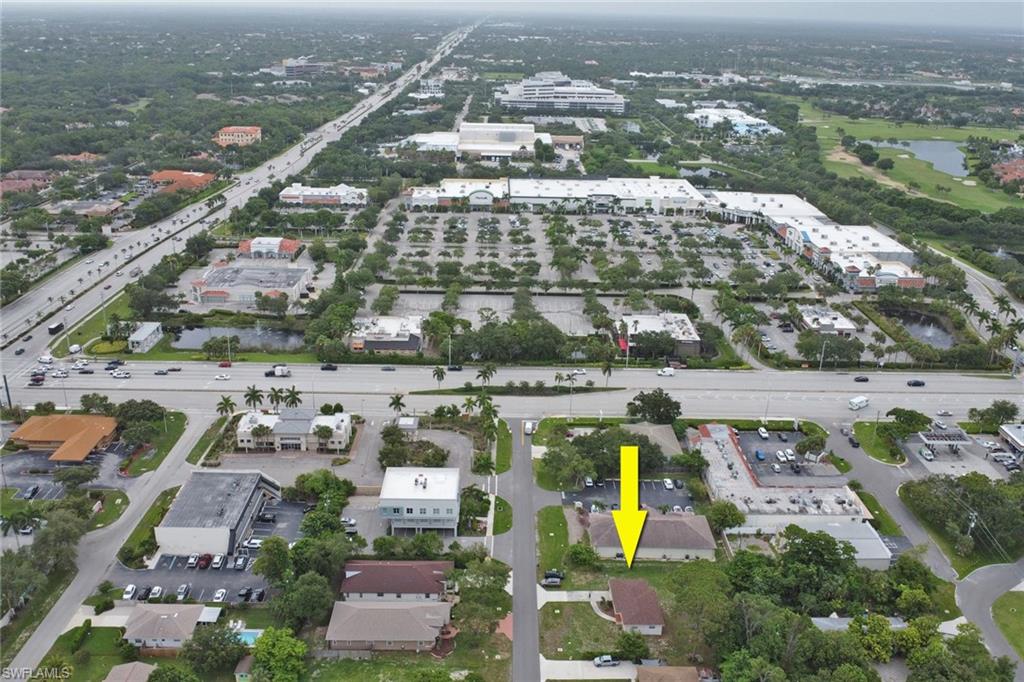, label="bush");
[69,620,92,652]
[94,598,115,615]
[118,639,140,662]
[72,649,90,666]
